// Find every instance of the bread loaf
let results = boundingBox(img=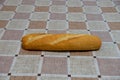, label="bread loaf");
[21,33,101,51]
